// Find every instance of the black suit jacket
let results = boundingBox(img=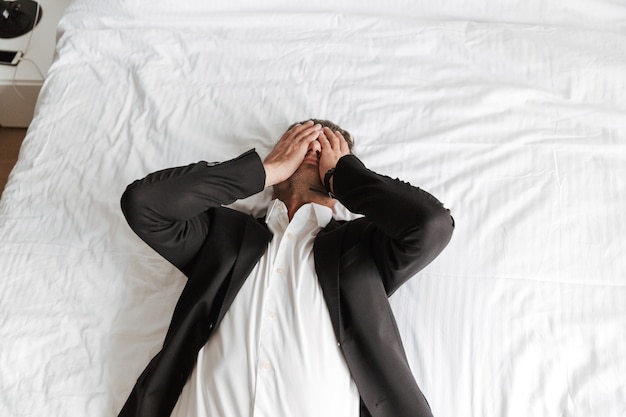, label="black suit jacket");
[118,149,454,417]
